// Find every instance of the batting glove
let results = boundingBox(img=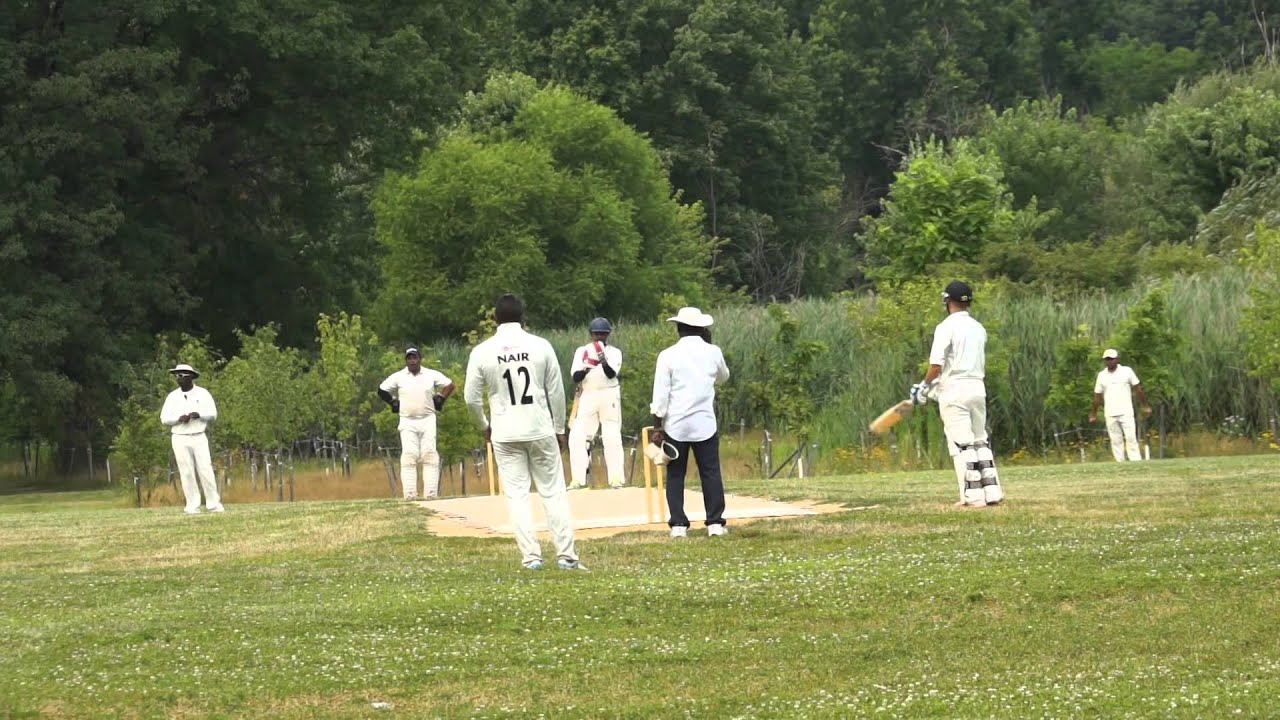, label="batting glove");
[909,383,928,406]
[433,394,446,411]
